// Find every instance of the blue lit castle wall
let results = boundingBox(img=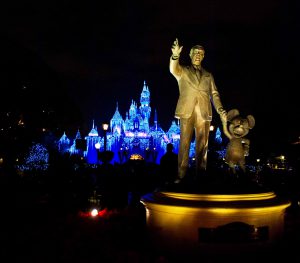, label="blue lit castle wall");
[57,81,225,165]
